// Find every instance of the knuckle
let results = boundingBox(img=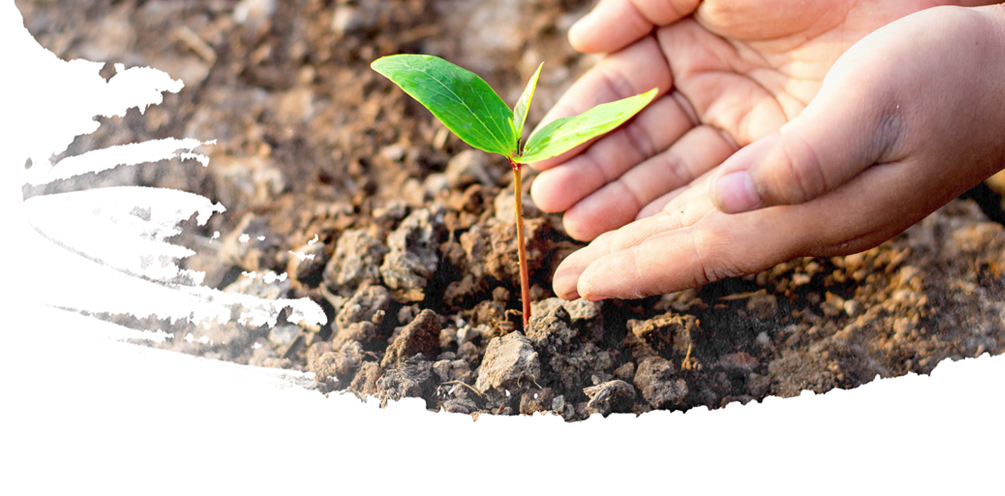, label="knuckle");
[690,227,753,286]
[597,64,644,102]
[872,112,905,161]
[689,230,720,286]
[774,133,827,205]
[612,177,647,216]
[622,121,658,159]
